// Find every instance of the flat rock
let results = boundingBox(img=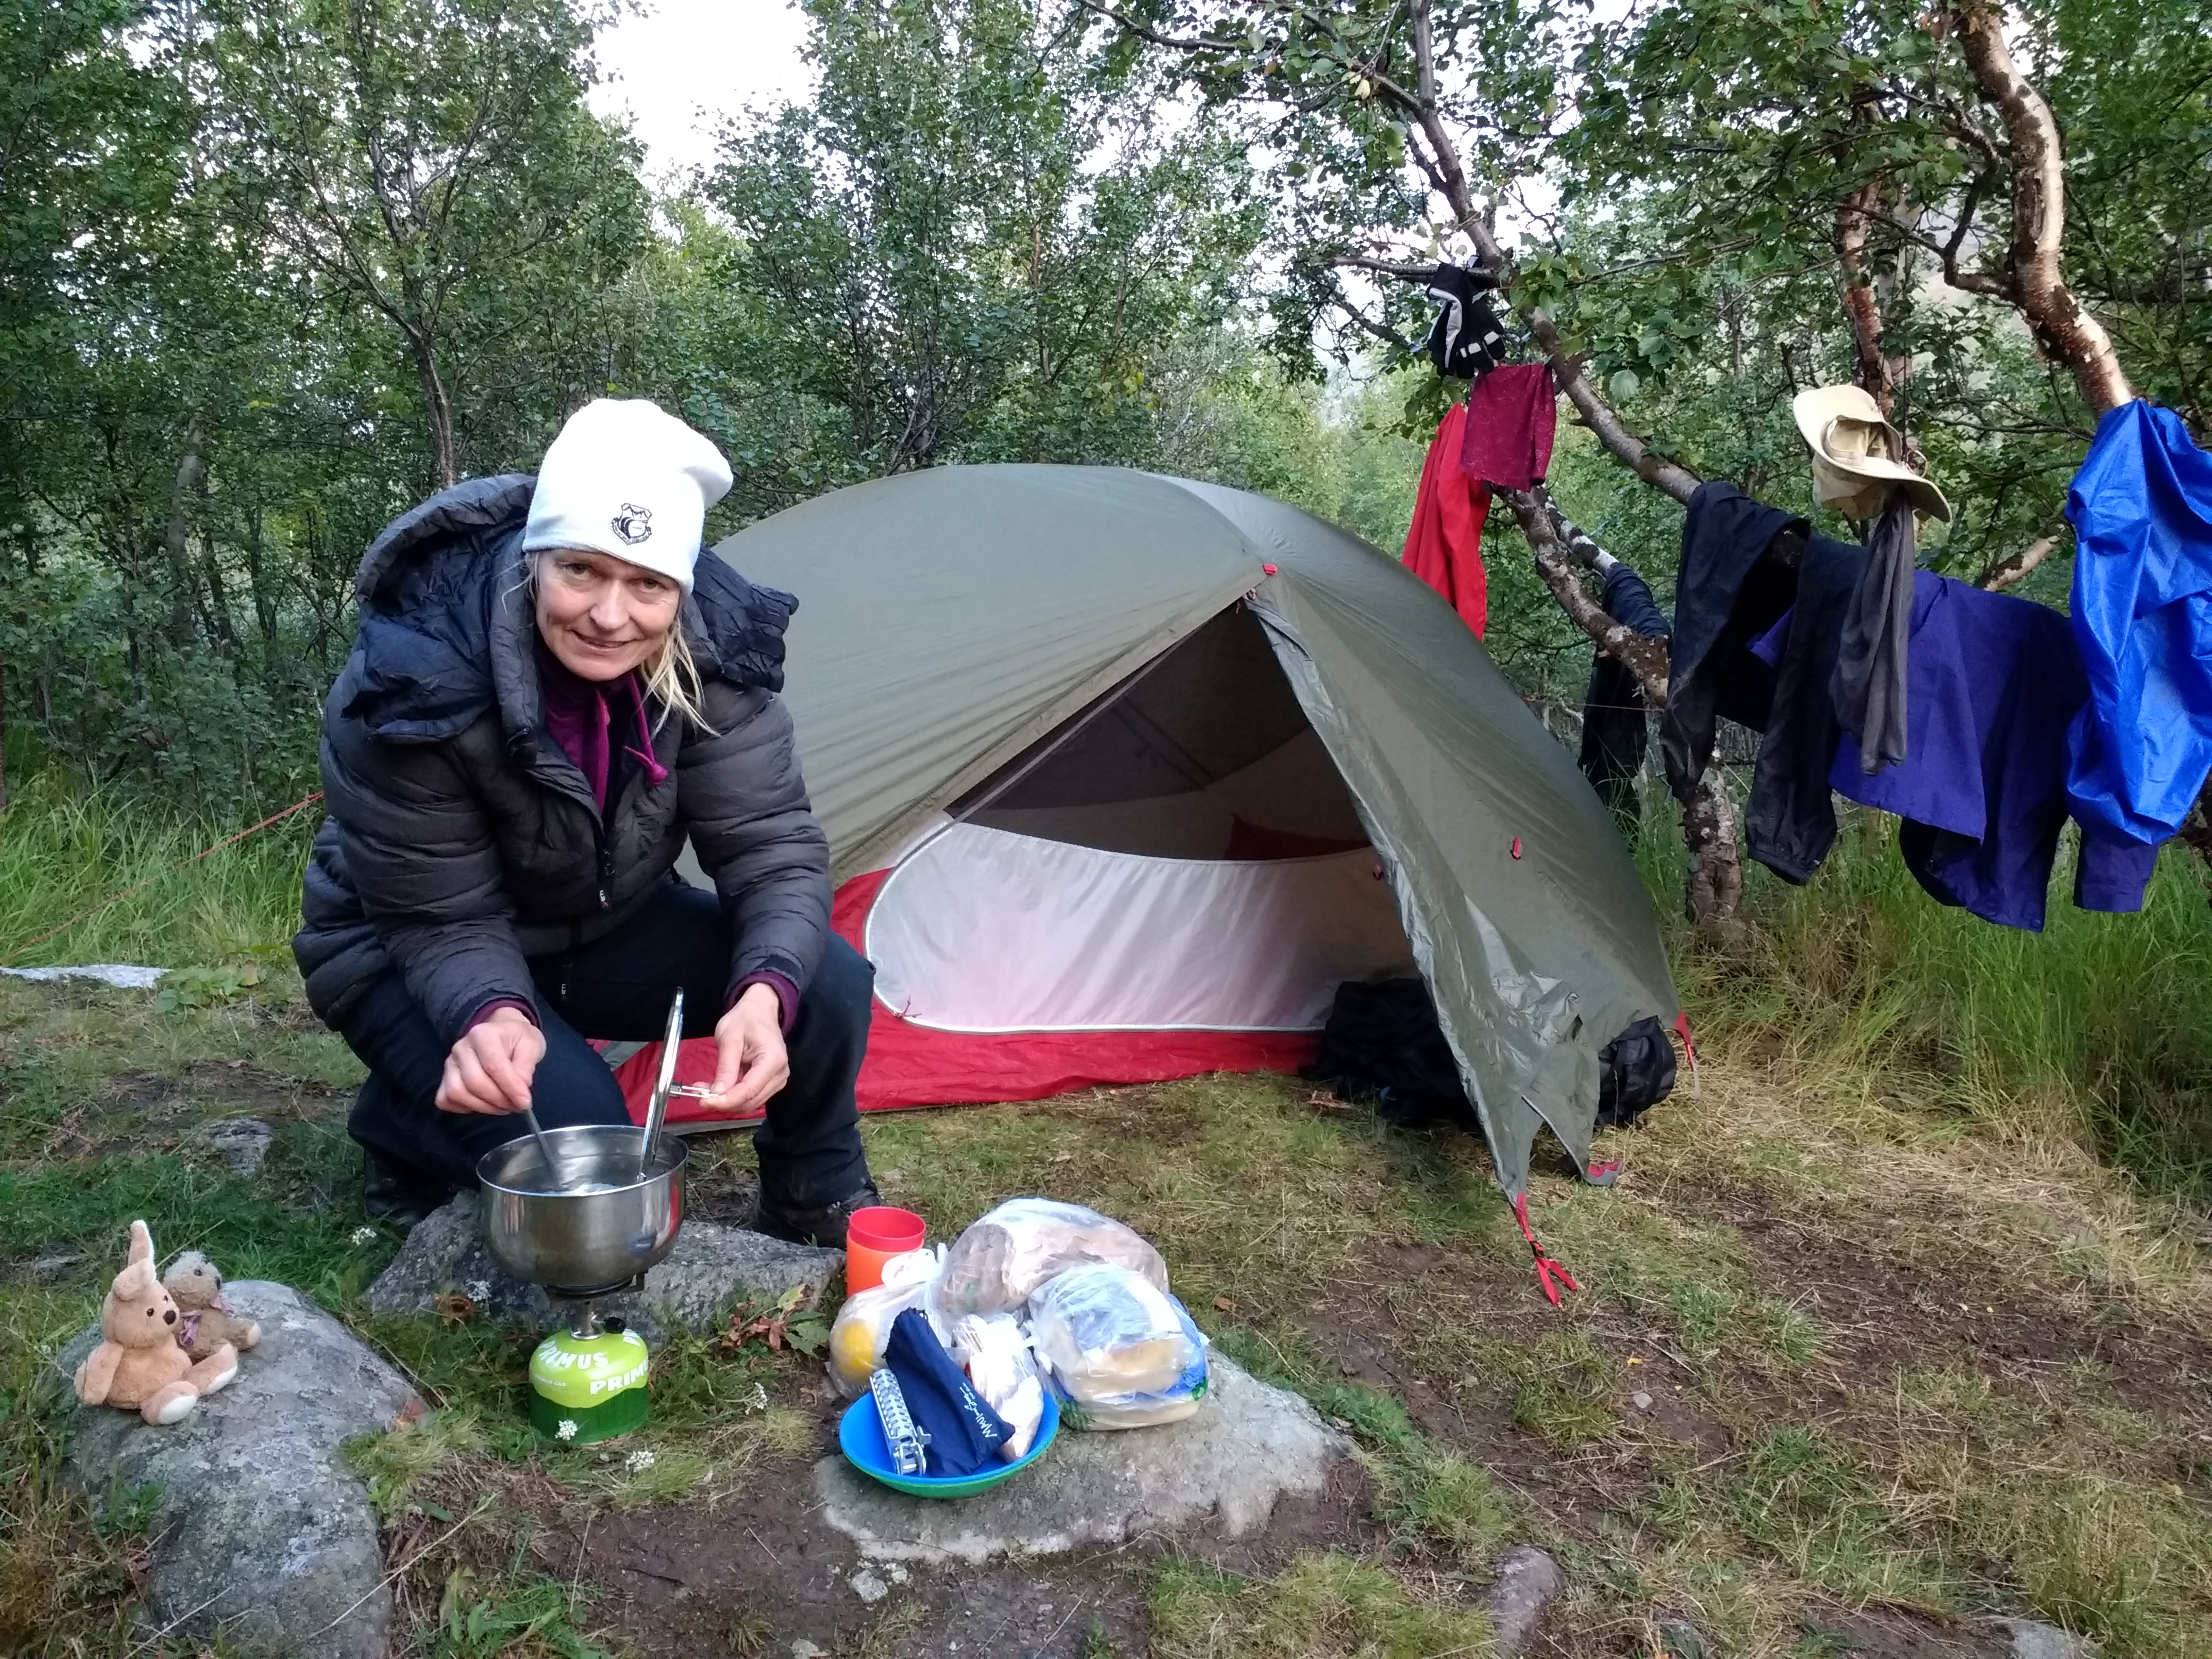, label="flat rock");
[2006,1620,2092,1659]
[1653,1611,1709,1658]
[812,1353,1347,1563]
[1486,1545,1564,1654]
[57,1280,418,1659]
[194,1116,275,1177]
[363,1190,841,1343]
